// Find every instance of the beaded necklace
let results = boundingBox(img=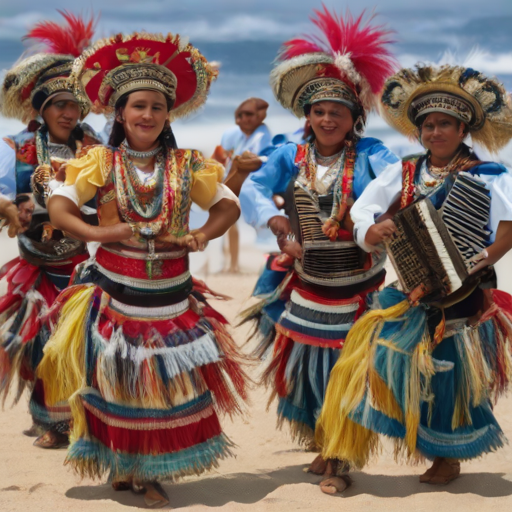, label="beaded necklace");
[302,141,357,240]
[114,143,174,238]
